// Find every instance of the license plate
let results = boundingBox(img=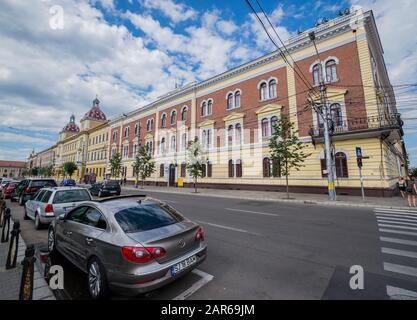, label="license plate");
[109,190,117,193]
[171,255,197,277]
